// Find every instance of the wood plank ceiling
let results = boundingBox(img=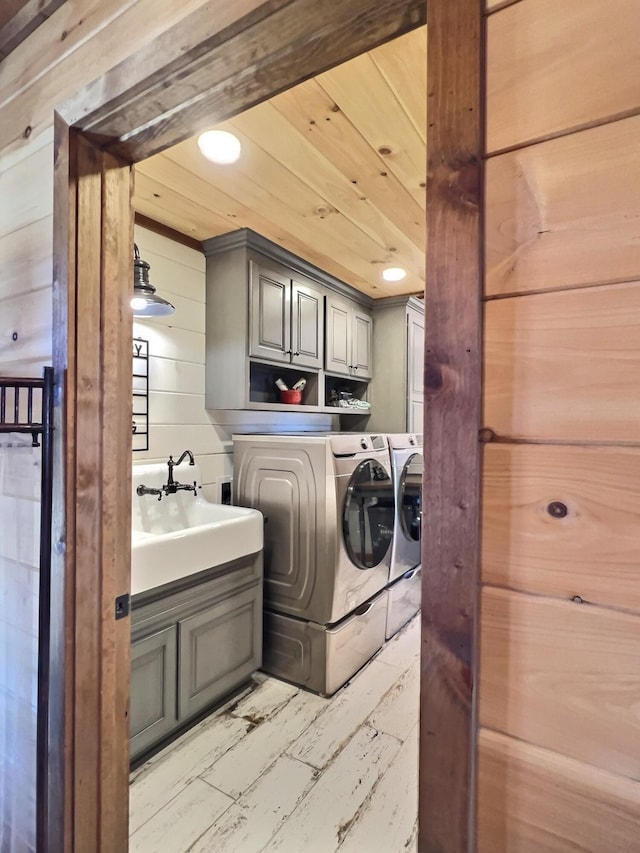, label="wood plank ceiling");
[134,26,426,299]
[0,0,67,61]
